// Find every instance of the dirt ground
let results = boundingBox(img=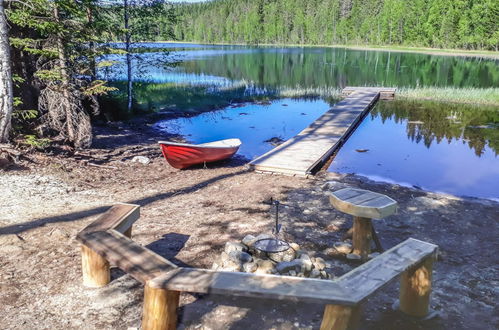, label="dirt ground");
[0,121,498,330]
